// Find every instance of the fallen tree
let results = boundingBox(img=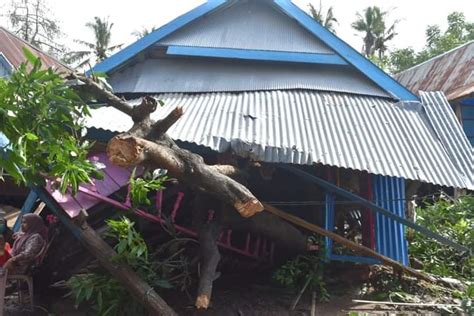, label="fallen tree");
[75,73,264,219]
[73,74,310,309]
